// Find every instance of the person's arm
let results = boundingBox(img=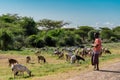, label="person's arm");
[91,44,99,47]
[91,39,99,47]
